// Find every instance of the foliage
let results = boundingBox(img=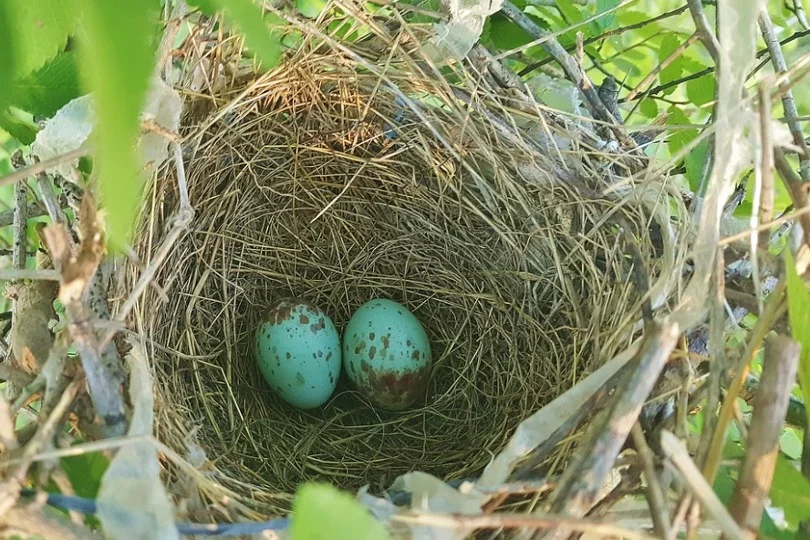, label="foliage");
[291,483,391,540]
